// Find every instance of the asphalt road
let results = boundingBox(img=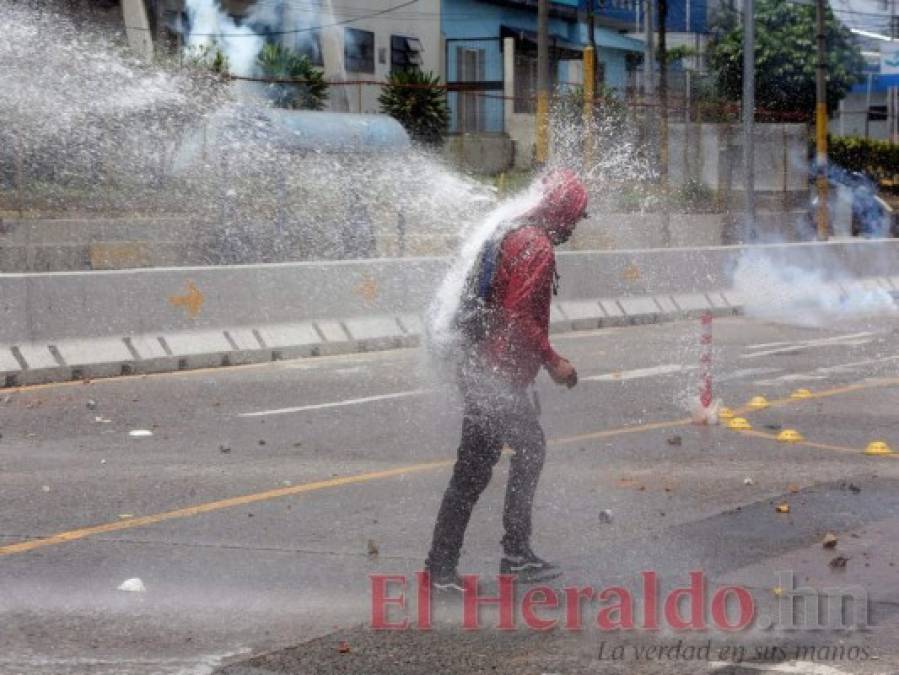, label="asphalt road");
[1,314,898,674]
